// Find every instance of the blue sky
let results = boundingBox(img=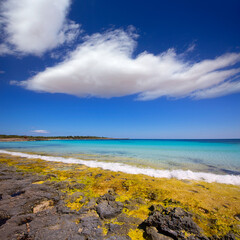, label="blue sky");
[0,0,240,138]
